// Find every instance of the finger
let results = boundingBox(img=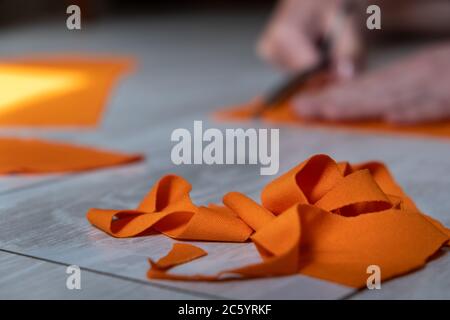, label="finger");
[257,0,323,72]
[283,29,321,71]
[303,66,425,121]
[258,22,320,72]
[327,9,363,80]
[293,80,385,121]
[293,91,371,121]
[385,100,450,125]
[292,93,325,119]
[295,41,450,123]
